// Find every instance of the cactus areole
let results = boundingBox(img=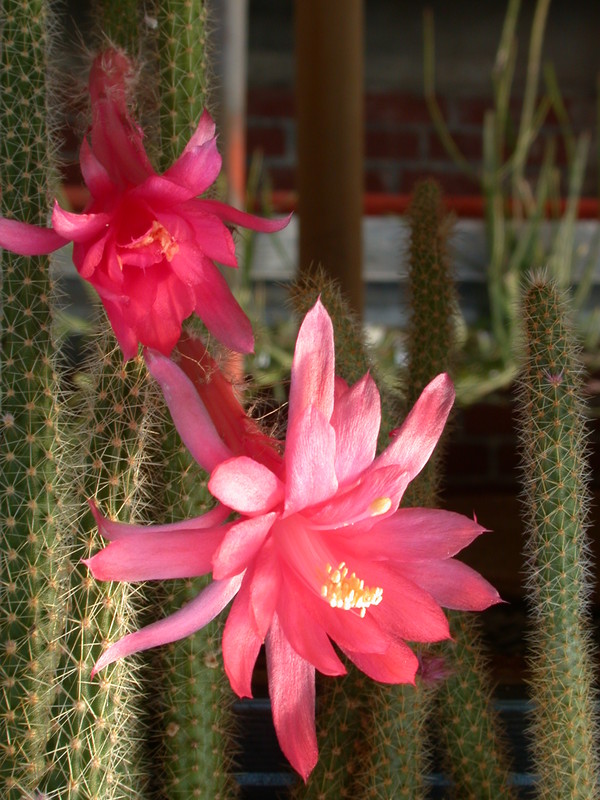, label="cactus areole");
[0,48,288,359]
